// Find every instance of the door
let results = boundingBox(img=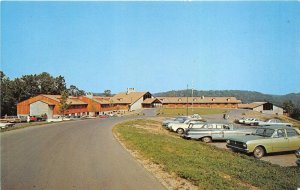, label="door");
[286,129,300,150]
[271,129,289,152]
